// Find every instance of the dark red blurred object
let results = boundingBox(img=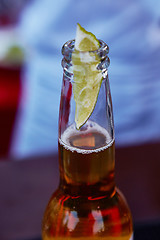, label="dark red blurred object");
[0,0,31,26]
[0,65,21,158]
